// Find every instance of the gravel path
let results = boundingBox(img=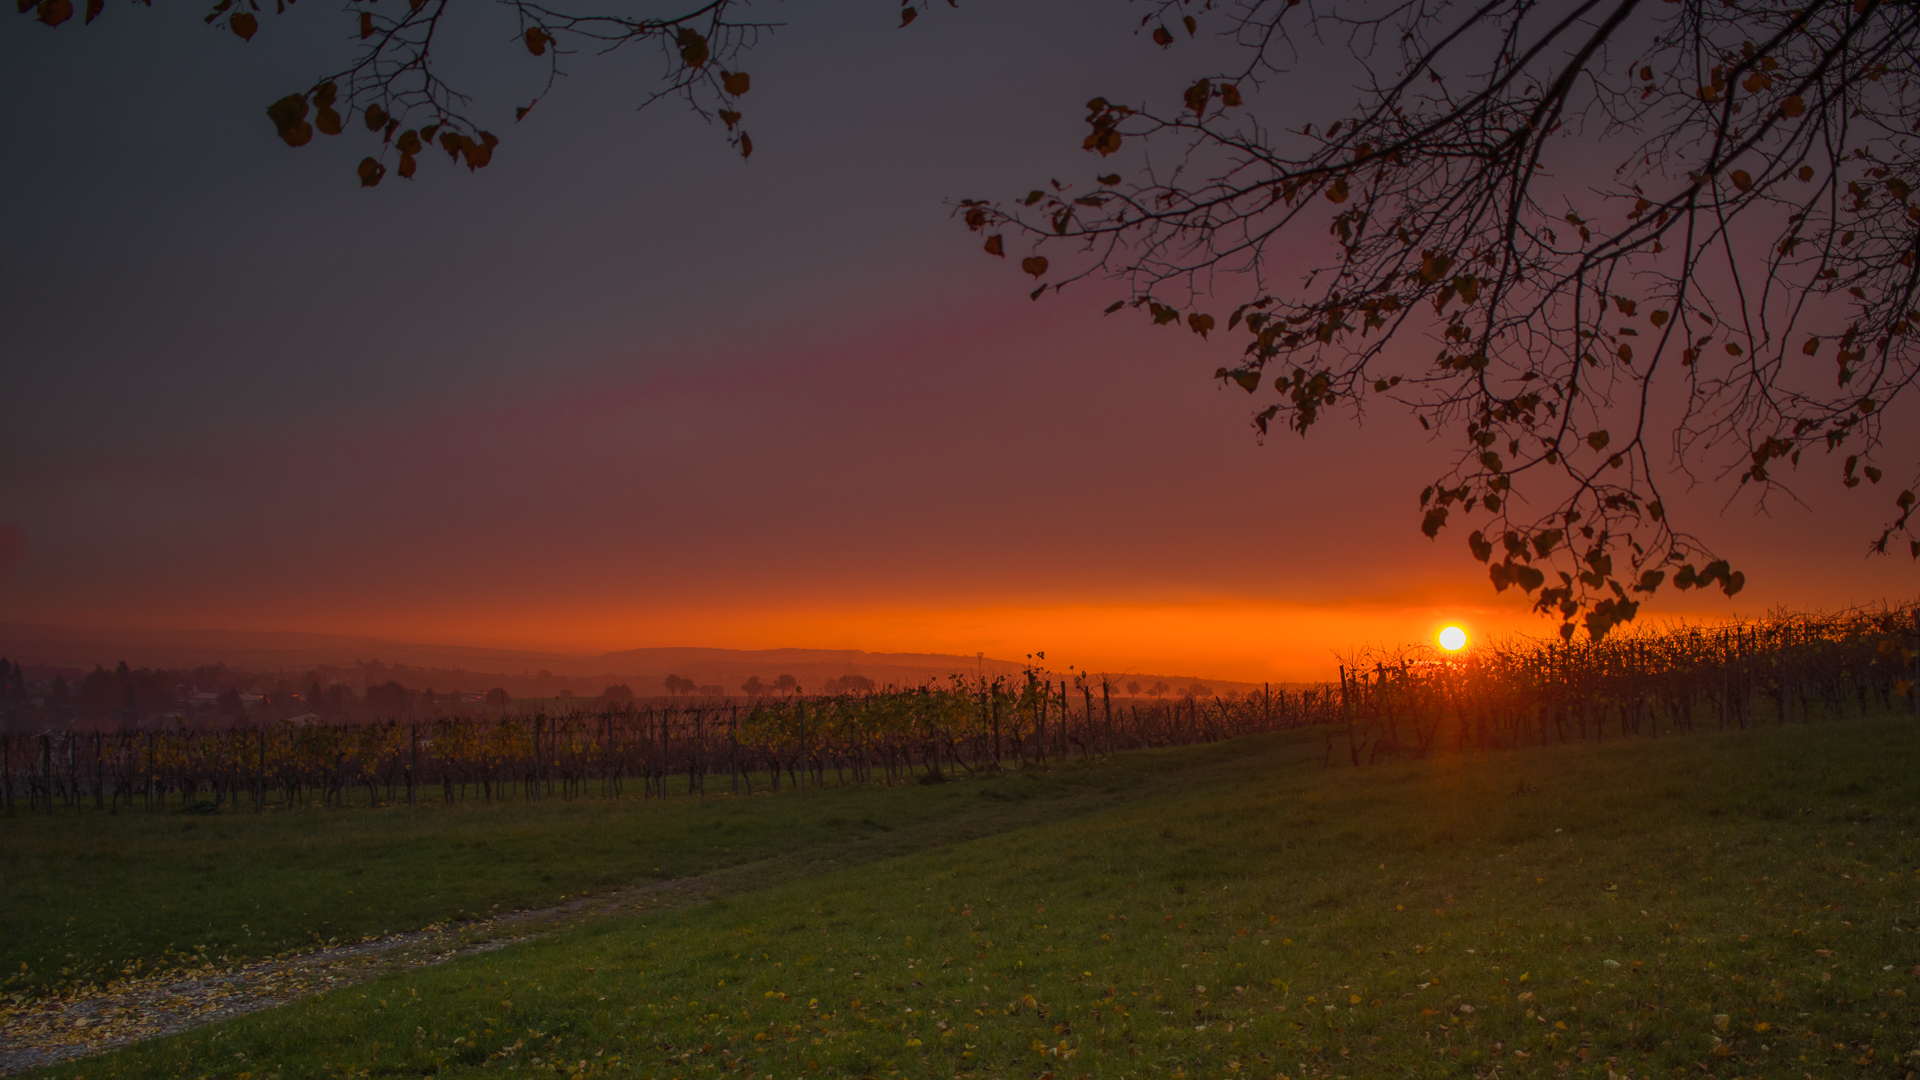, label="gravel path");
[0,878,700,1076]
